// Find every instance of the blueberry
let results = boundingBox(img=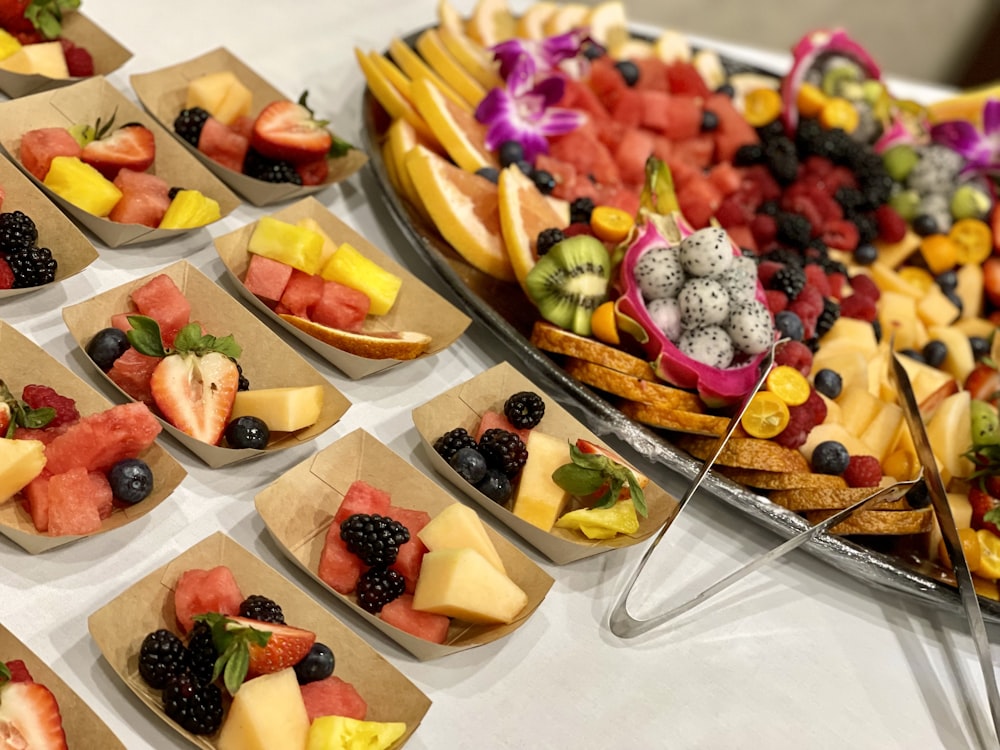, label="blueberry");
[86,328,130,371]
[700,110,719,132]
[108,458,153,504]
[224,416,270,450]
[582,41,605,60]
[899,348,925,363]
[614,60,639,86]
[935,270,958,292]
[531,169,556,195]
[475,469,512,505]
[498,140,524,168]
[813,368,843,399]
[971,336,991,361]
[449,446,487,484]
[514,159,534,177]
[293,643,334,685]
[922,339,947,368]
[714,83,735,97]
[911,213,939,237]
[811,440,850,475]
[944,288,964,316]
[475,166,500,184]
[853,242,878,265]
[906,480,930,508]
[774,310,805,342]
